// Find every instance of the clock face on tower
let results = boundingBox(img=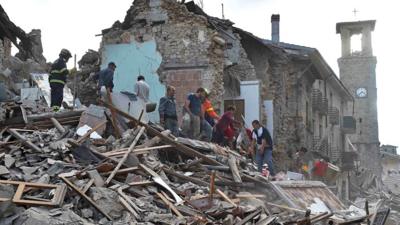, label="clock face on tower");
[356,87,367,98]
